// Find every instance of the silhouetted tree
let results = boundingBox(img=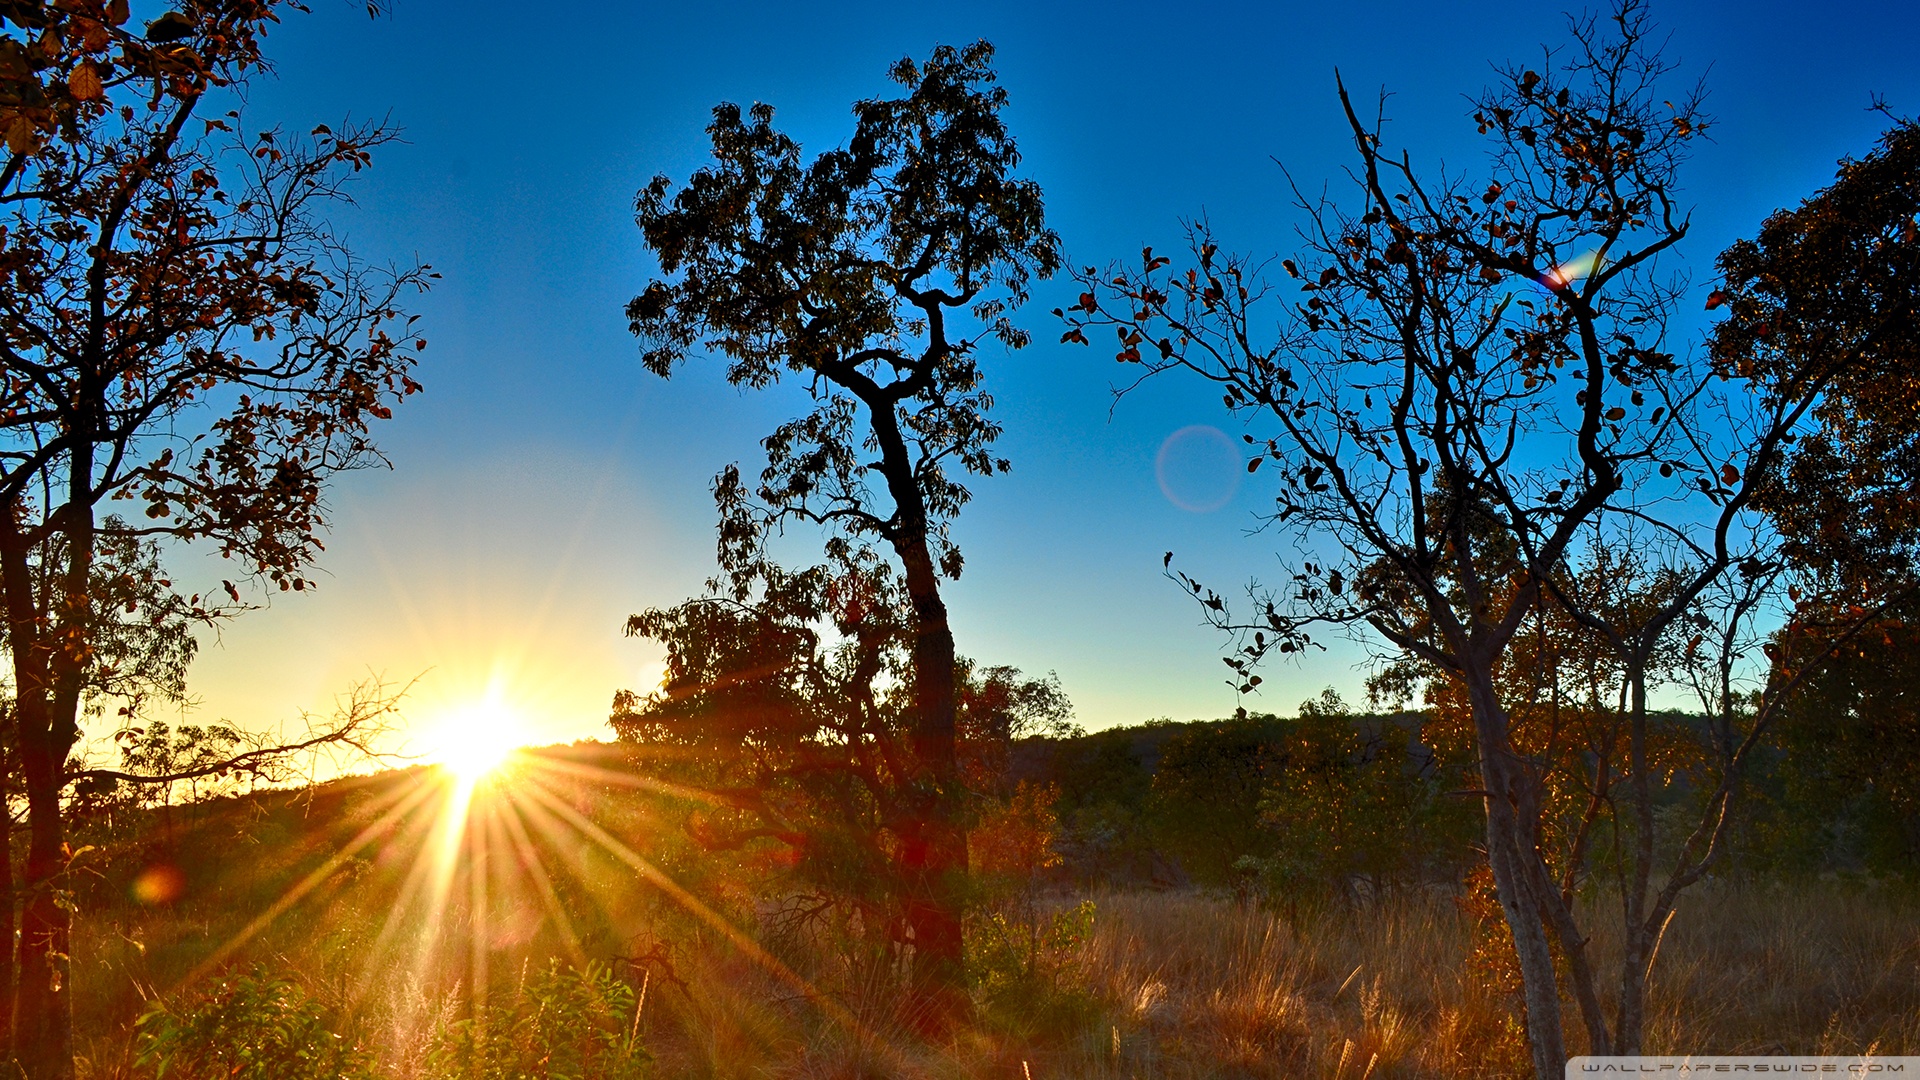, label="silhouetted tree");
[625,40,1057,1024]
[1061,4,1903,1069]
[0,1,426,1073]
